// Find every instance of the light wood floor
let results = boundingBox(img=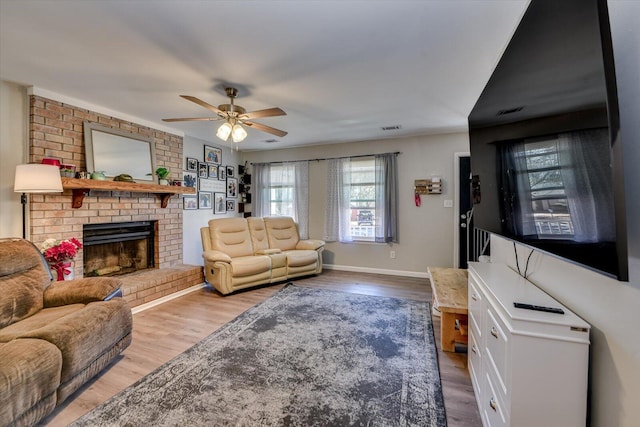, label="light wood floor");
[42,270,481,426]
